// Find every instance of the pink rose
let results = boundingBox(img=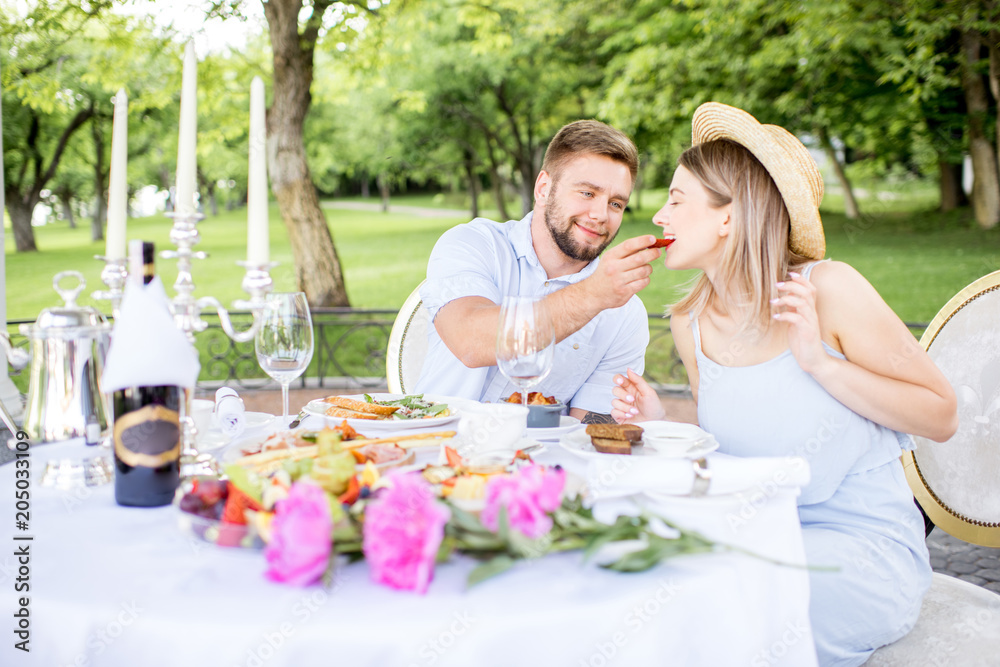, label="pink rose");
[362,473,450,594]
[481,465,566,539]
[264,482,333,586]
